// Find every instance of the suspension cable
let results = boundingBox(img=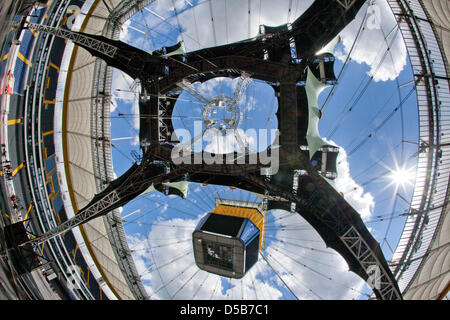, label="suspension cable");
[259,252,300,300]
[320,5,370,112]
[327,25,400,139]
